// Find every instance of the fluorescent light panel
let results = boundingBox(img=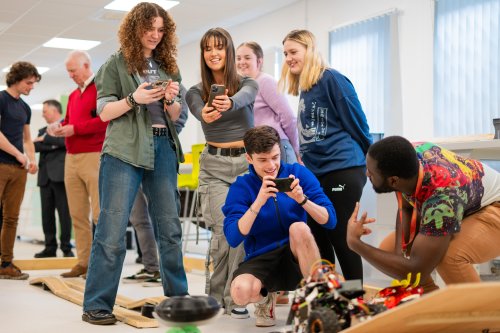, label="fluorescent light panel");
[2,66,50,74]
[105,0,179,12]
[43,38,101,50]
